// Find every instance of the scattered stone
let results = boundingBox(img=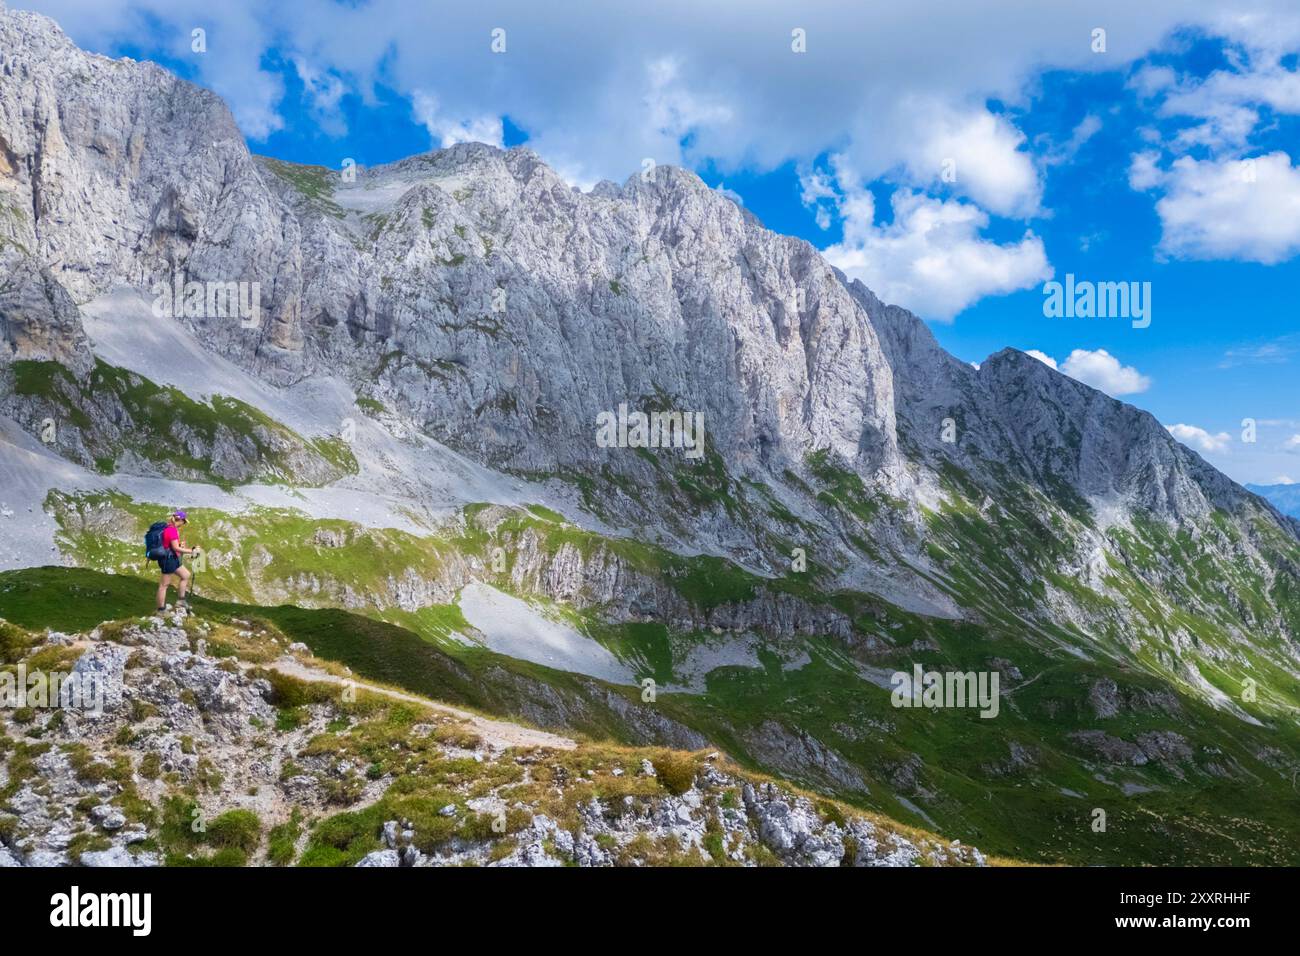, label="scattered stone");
[81,846,160,867]
[356,850,401,867]
[90,805,127,831]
